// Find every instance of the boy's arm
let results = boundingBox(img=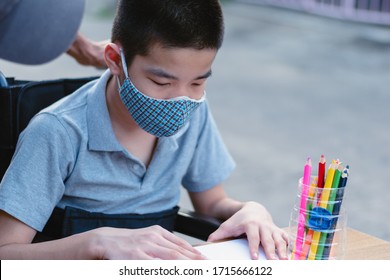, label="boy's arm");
[0,210,97,259]
[189,185,288,260]
[0,210,205,260]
